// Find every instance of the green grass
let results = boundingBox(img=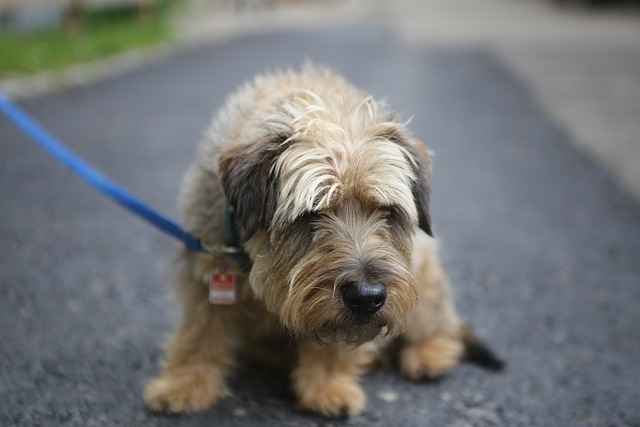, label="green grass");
[0,3,175,78]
